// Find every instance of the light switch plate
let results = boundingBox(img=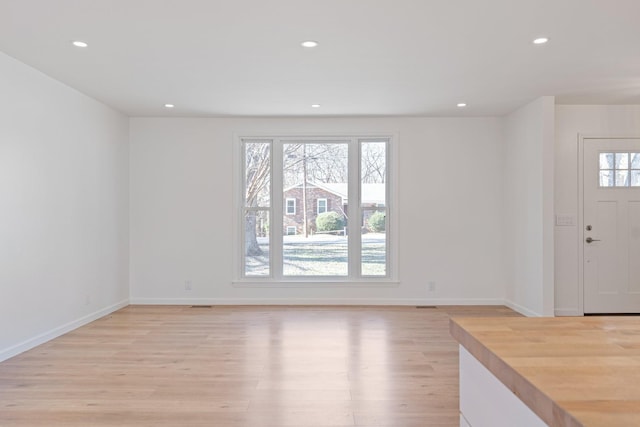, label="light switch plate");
[555,215,576,226]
